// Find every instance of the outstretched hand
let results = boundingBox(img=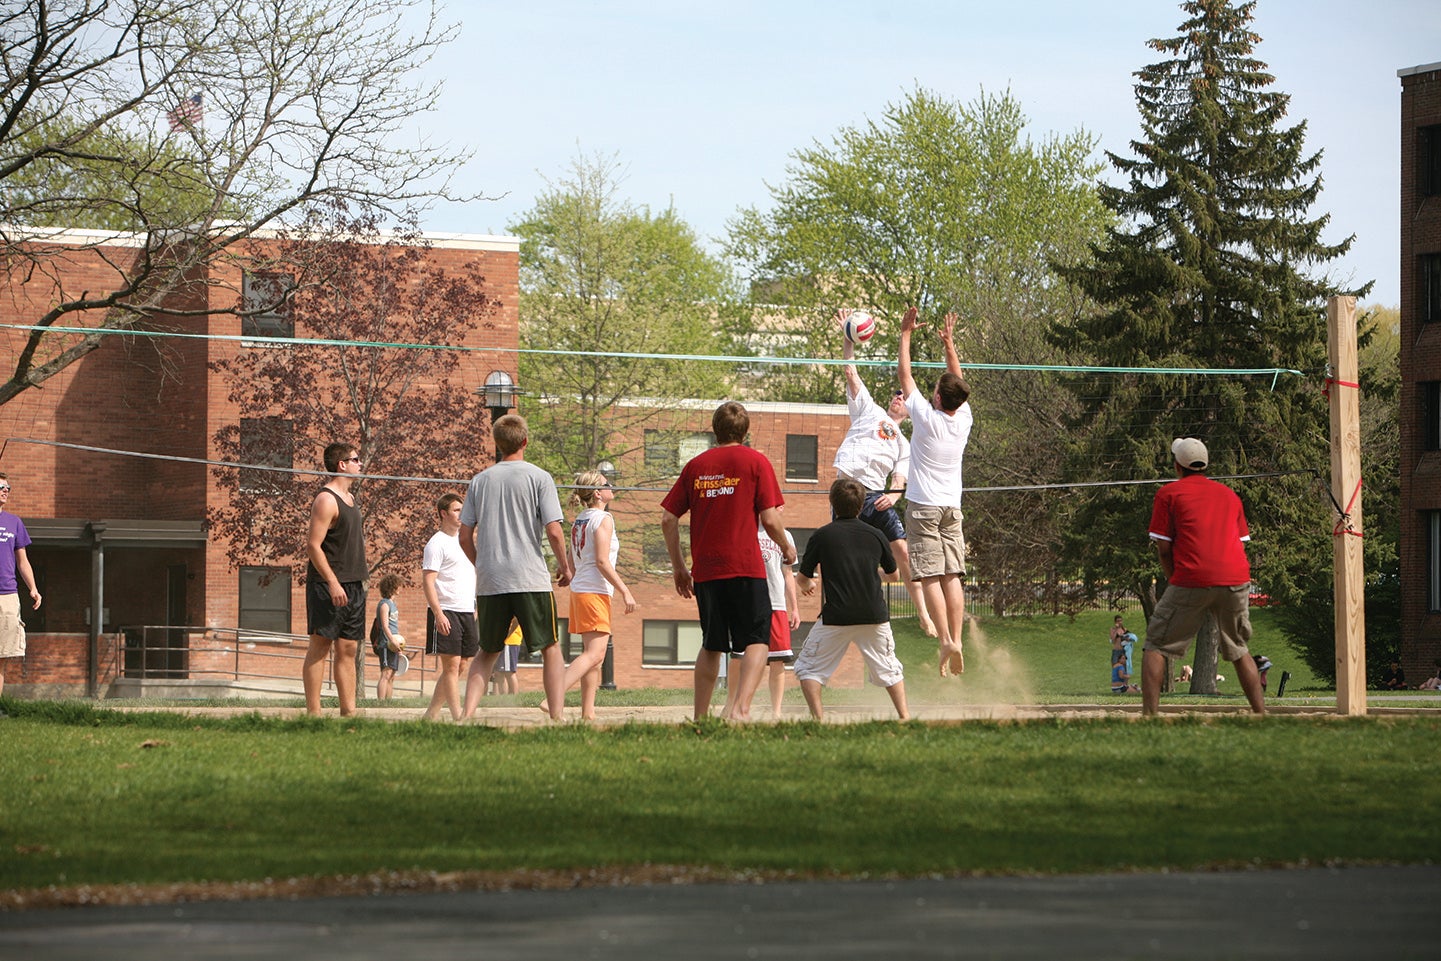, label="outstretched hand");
[900,305,922,333]
[941,312,959,342]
